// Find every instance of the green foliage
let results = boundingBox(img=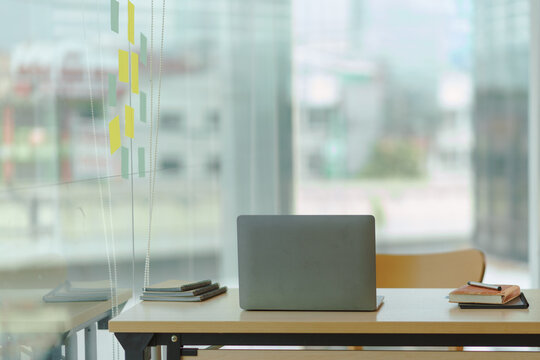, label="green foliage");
[359,139,424,179]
